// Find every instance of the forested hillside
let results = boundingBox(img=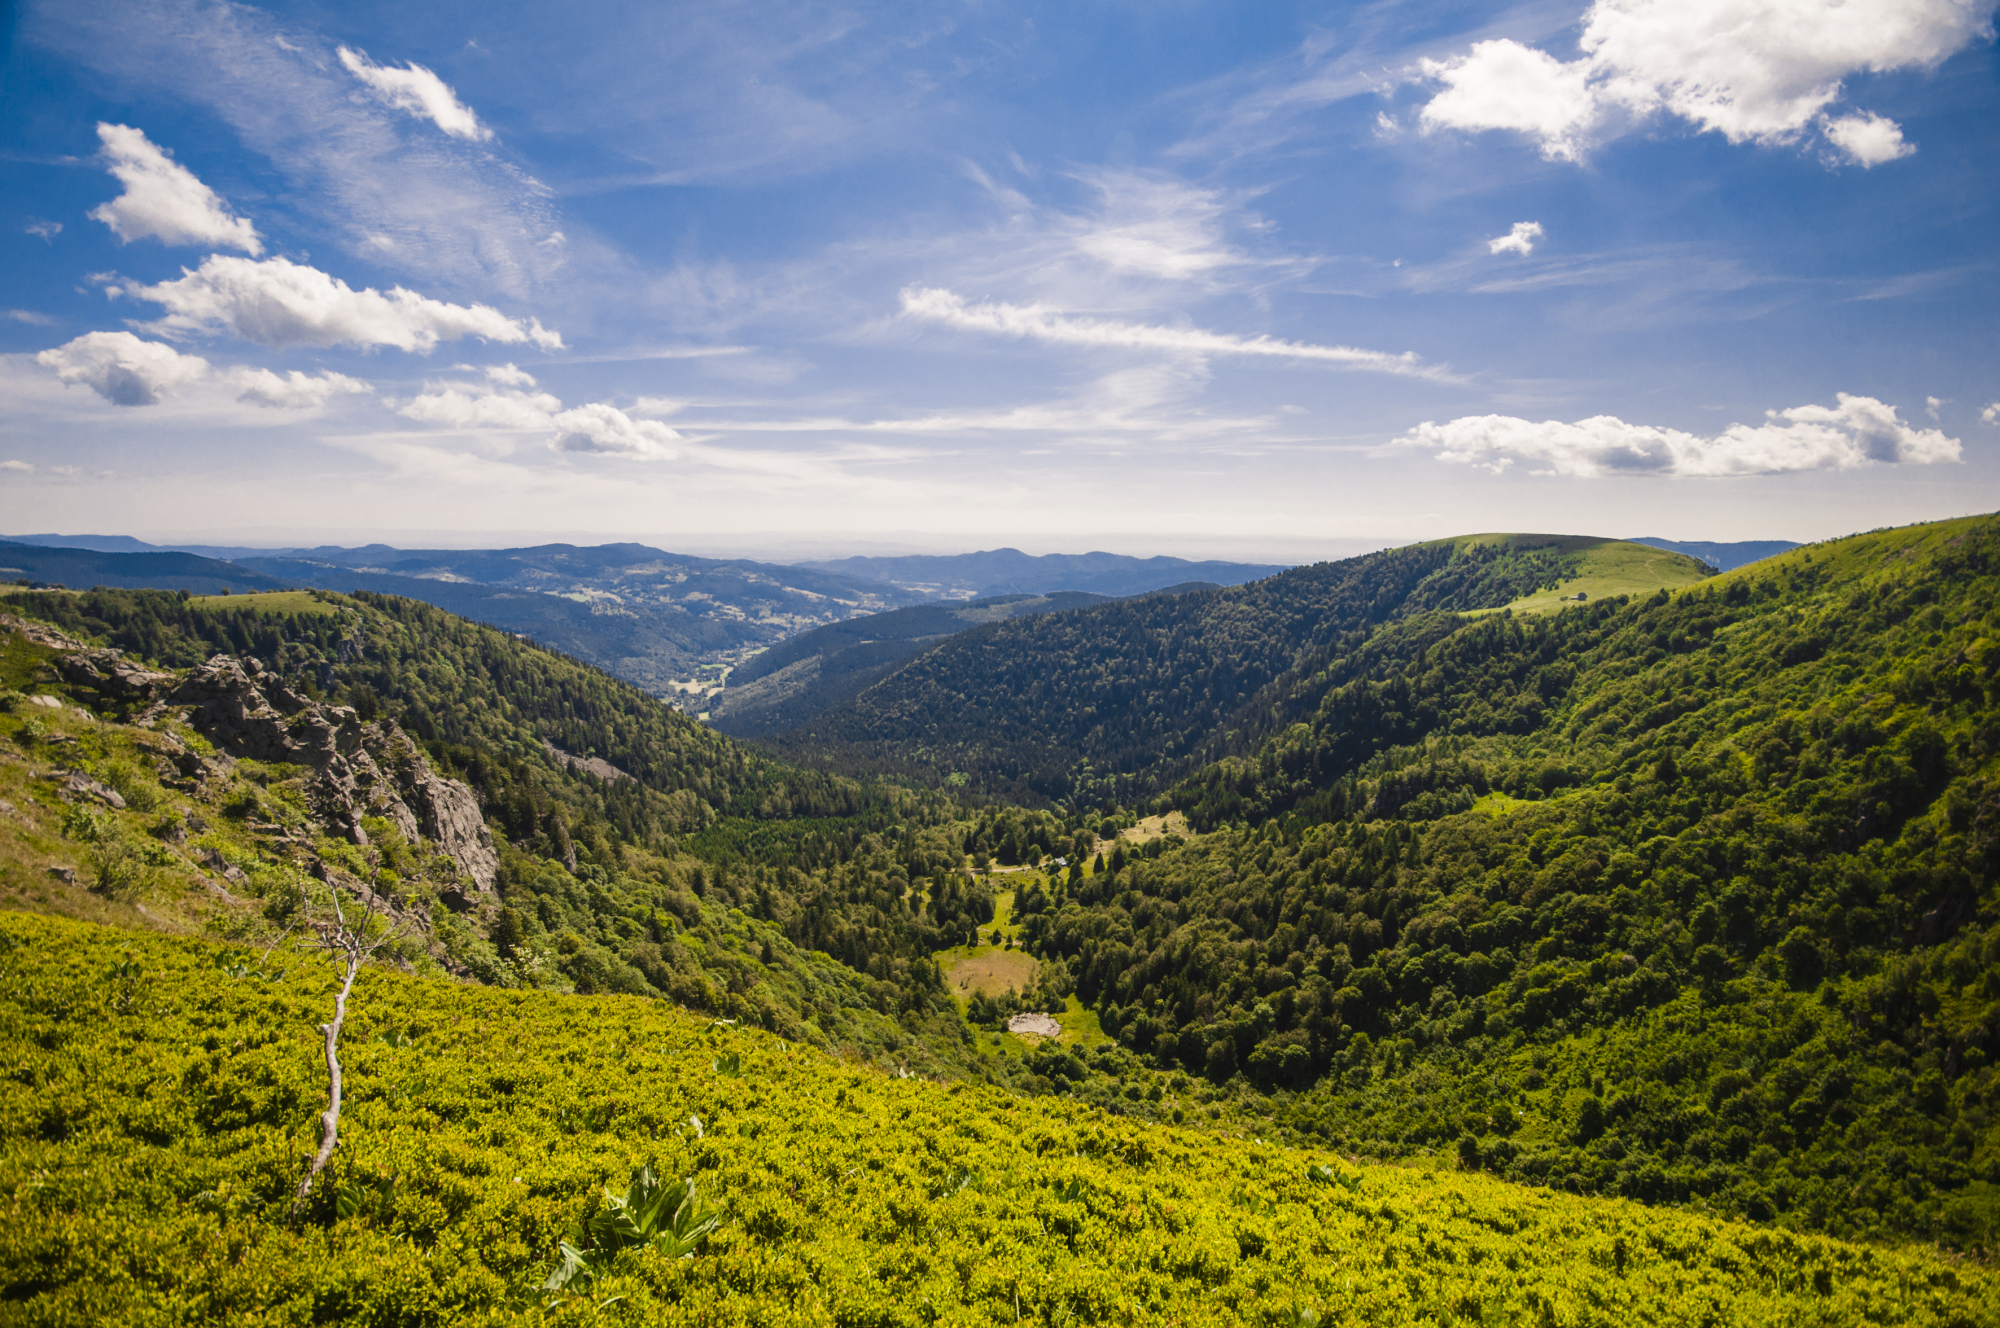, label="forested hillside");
[1009,515,2000,1245]
[771,536,1704,806]
[709,591,1109,739]
[0,590,1040,1075]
